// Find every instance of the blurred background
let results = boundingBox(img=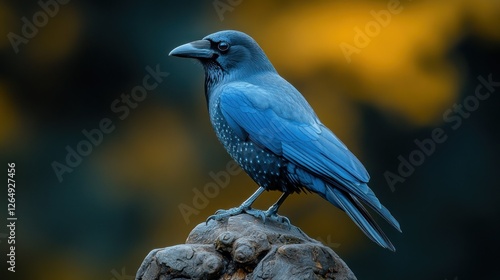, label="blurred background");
[1,0,499,279]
